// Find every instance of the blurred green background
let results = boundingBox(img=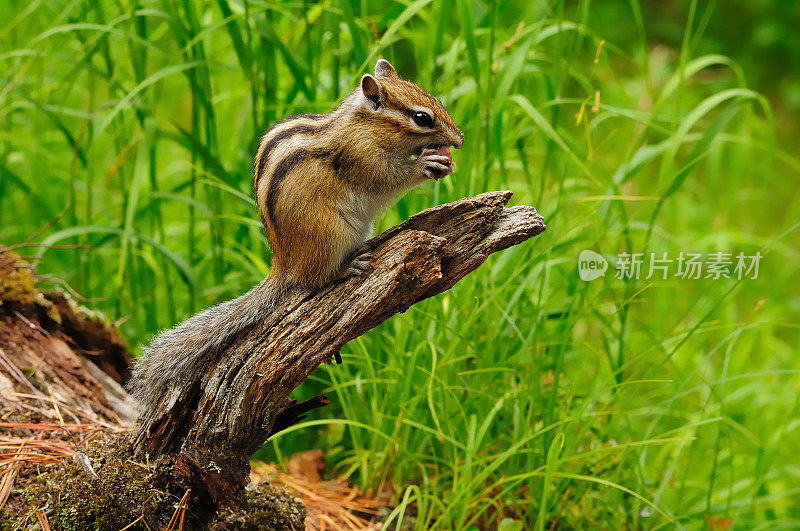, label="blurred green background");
[1,0,799,529]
